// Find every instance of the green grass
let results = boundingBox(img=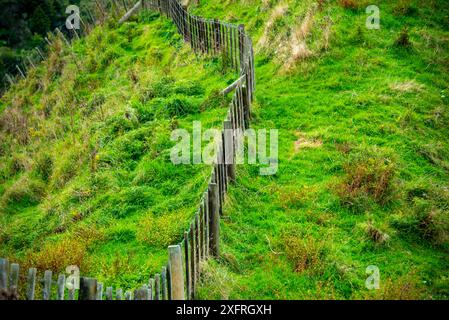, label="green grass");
[1,0,448,300]
[192,0,449,299]
[0,10,237,294]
